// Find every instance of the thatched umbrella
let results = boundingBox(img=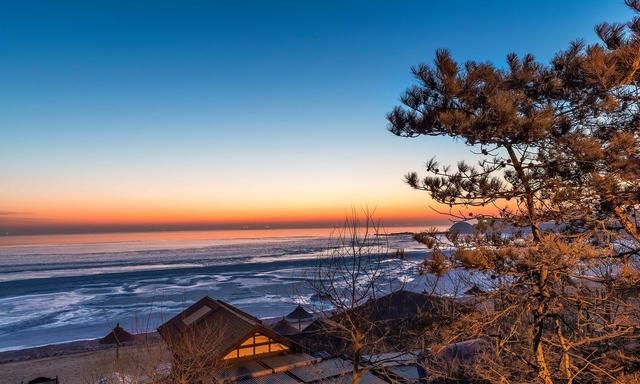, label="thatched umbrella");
[100,323,134,345]
[286,305,313,320]
[271,317,298,336]
[286,305,314,331]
